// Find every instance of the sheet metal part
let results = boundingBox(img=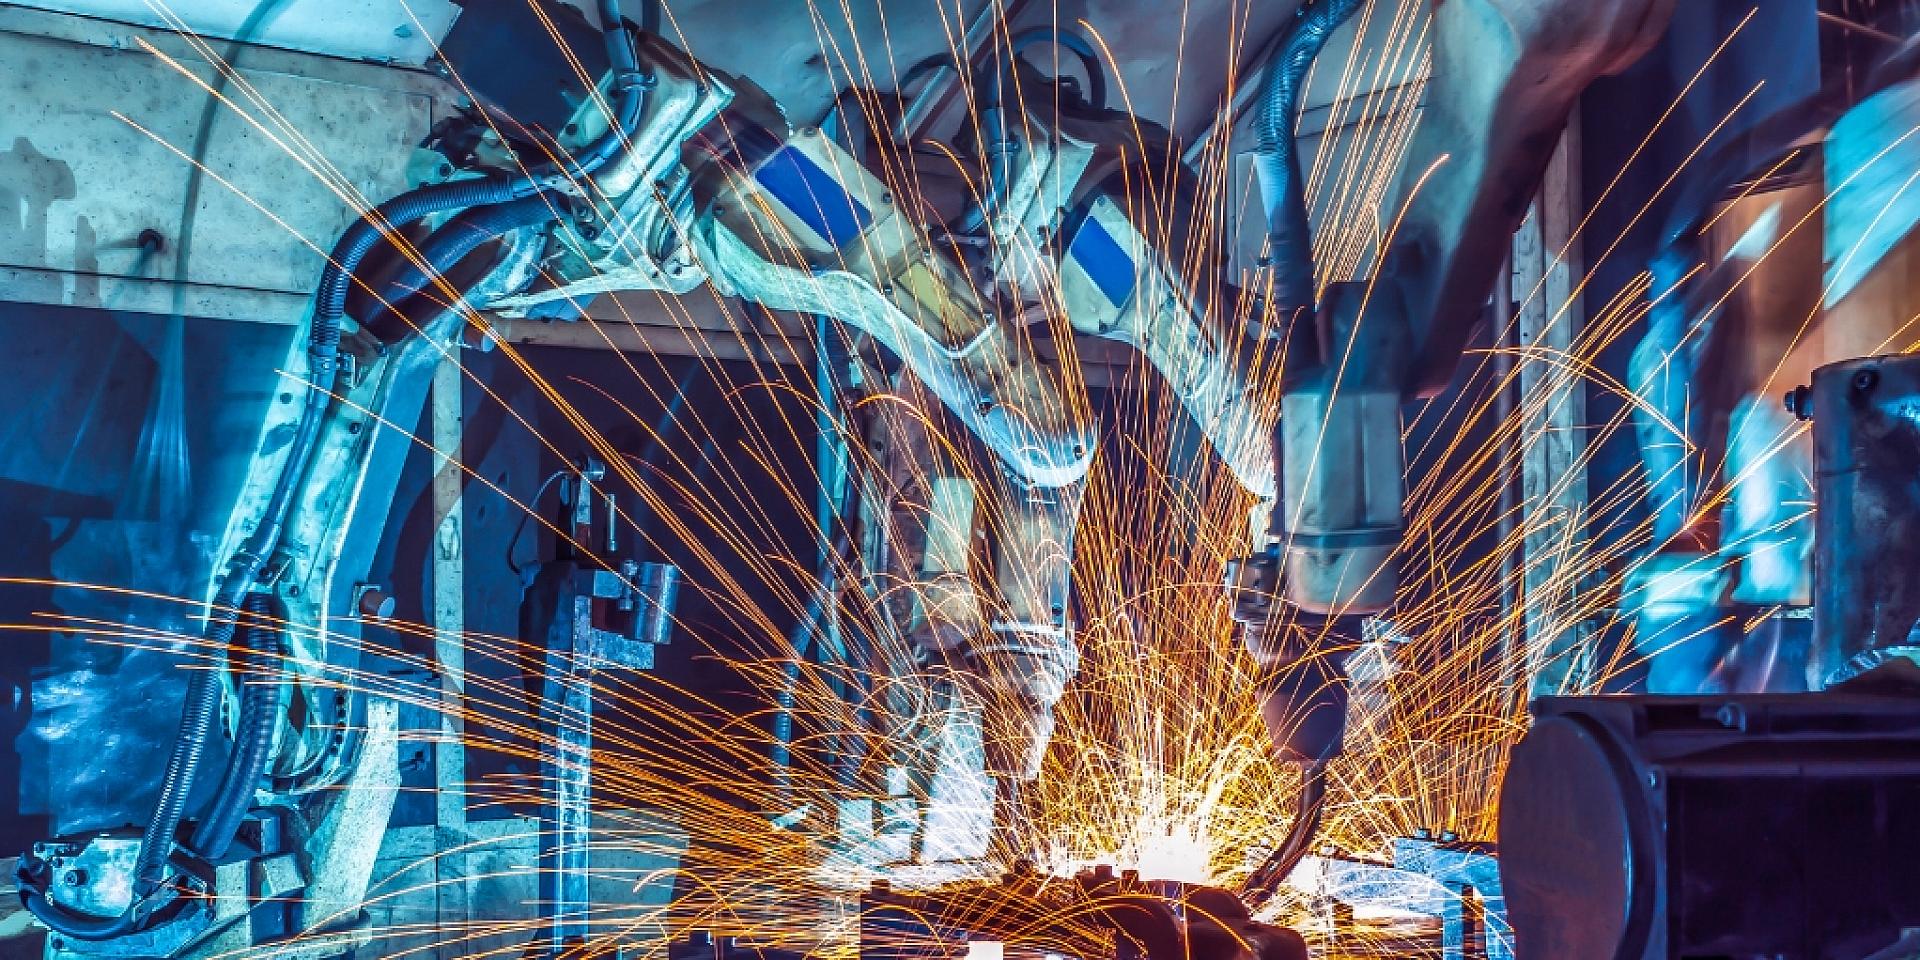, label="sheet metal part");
[1795,353,1920,686]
